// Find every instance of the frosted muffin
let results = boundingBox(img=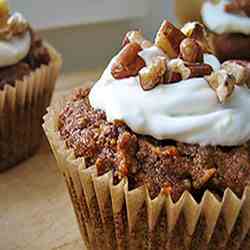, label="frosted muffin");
[44,20,250,249]
[202,0,250,61]
[0,0,61,170]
